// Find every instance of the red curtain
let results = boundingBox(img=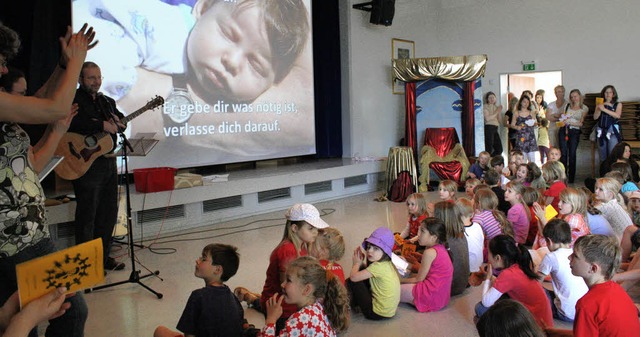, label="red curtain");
[462,81,476,156]
[404,82,417,164]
